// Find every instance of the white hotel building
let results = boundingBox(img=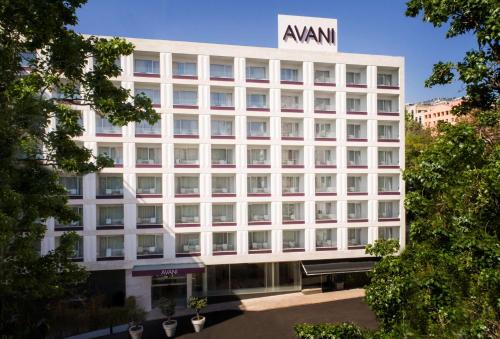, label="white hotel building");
[42,15,405,311]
